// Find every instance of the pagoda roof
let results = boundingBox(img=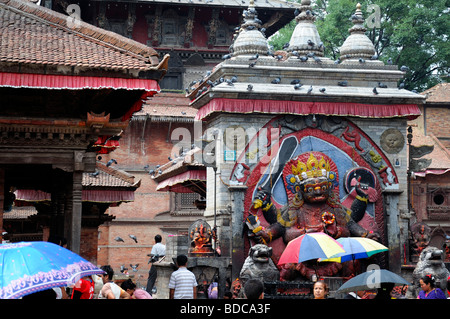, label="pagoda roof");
[97,0,301,10]
[421,83,450,105]
[0,0,166,78]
